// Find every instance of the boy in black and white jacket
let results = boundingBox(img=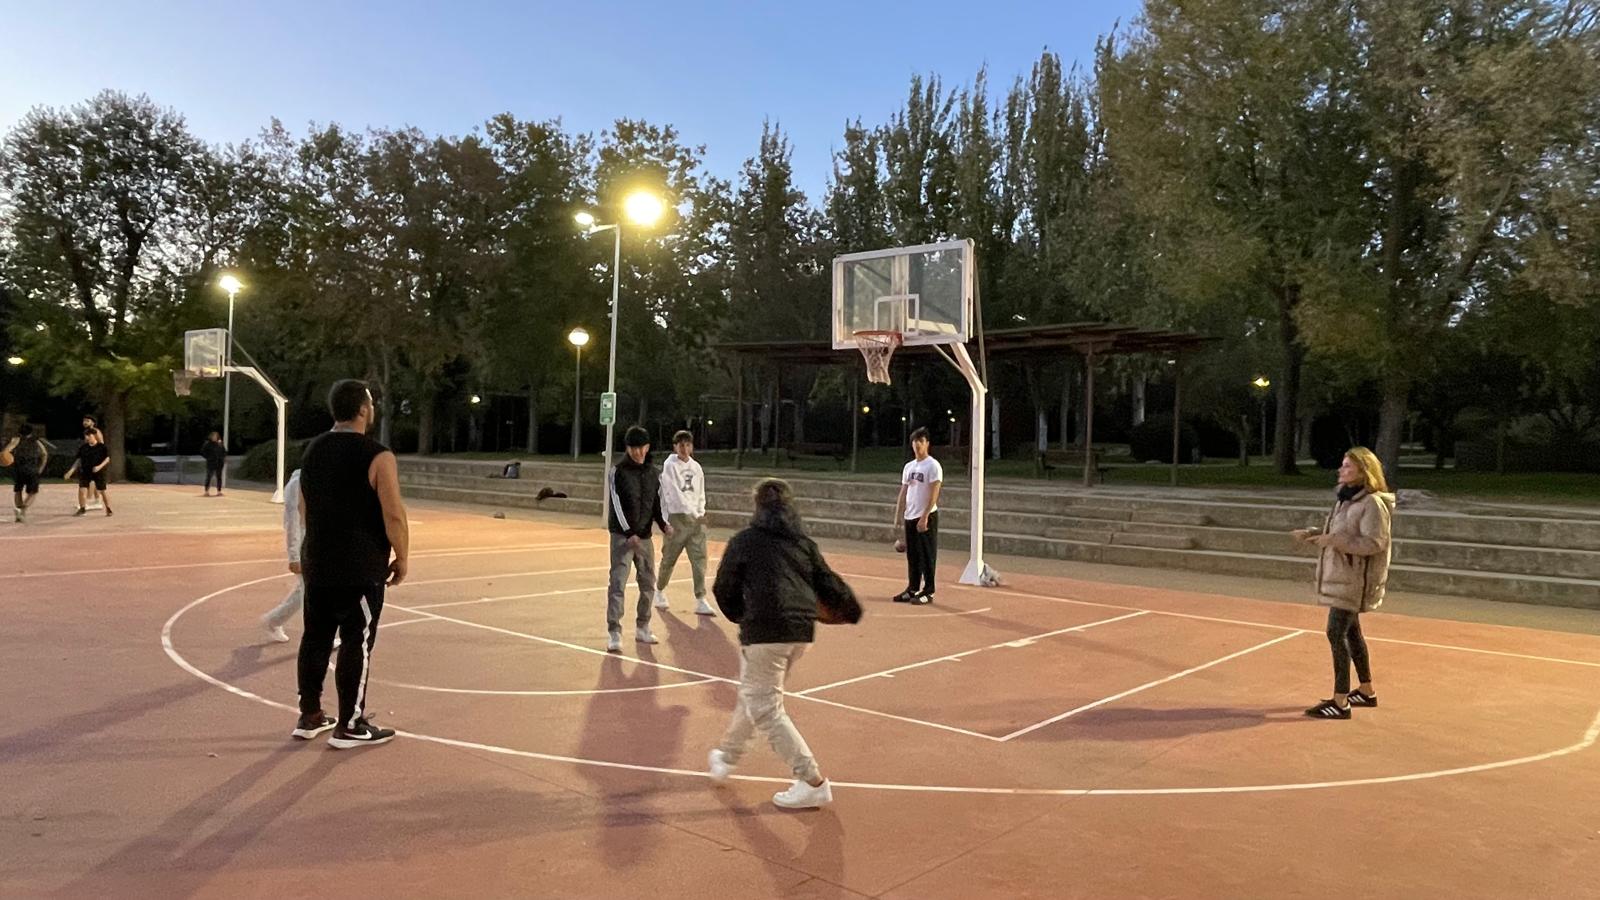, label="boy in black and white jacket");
[606,426,671,651]
[655,429,714,616]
